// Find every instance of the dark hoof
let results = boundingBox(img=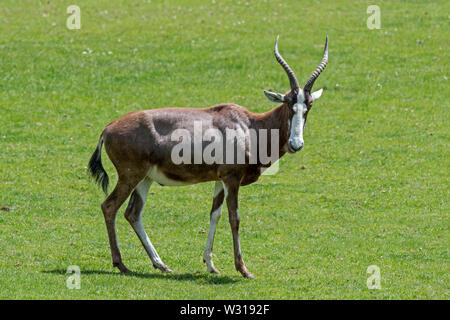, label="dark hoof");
[207,266,220,274]
[120,269,132,274]
[153,263,172,273]
[239,268,255,279]
[243,273,255,279]
[209,268,220,274]
[114,262,131,274]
